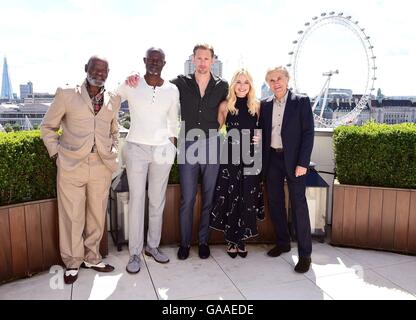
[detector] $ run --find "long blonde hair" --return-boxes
[226,69,259,116]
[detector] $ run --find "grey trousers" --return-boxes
[124,142,175,256]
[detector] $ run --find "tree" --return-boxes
[120,113,130,123]
[4,123,13,133]
[12,123,21,132]
[122,120,130,129]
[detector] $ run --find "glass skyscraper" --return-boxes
[20,81,33,99]
[184,54,223,77]
[1,57,13,101]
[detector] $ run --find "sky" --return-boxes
[0,0,415,97]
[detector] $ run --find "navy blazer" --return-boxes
[259,90,315,179]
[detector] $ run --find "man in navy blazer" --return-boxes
[259,66,314,273]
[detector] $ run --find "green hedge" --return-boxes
[334,122,416,189]
[0,130,57,206]
[0,130,181,206]
[168,161,180,184]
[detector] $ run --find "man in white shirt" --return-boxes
[117,48,180,274]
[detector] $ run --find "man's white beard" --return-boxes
[87,74,105,87]
[147,69,160,76]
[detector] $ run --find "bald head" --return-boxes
[145,47,165,60]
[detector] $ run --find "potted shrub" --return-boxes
[331,122,416,254]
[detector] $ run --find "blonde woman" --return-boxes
[210,69,264,258]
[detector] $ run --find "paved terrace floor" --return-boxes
[1,236,416,300]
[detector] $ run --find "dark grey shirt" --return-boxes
[171,73,228,137]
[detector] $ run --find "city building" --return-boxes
[0,102,49,129]
[261,86,415,125]
[314,90,416,126]
[383,96,416,103]
[370,99,416,124]
[184,54,223,77]
[1,57,13,101]
[261,82,273,99]
[24,93,55,104]
[120,100,129,113]
[20,81,33,99]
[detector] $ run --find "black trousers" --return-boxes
[265,150,312,258]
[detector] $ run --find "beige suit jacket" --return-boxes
[41,81,121,172]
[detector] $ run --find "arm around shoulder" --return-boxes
[170,75,183,90]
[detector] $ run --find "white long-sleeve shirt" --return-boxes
[117,80,180,146]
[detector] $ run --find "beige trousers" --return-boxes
[57,153,112,268]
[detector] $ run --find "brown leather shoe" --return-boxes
[267,245,291,257]
[81,261,114,272]
[294,257,312,273]
[64,268,79,284]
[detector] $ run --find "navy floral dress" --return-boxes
[210,97,265,245]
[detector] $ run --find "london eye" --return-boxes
[286,12,377,127]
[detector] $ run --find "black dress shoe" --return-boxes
[177,246,190,260]
[64,268,79,285]
[267,245,291,257]
[237,243,247,258]
[198,243,210,259]
[81,261,115,272]
[226,243,237,258]
[294,257,312,273]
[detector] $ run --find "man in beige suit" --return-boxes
[41,56,121,284]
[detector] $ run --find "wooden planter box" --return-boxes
[160,184,287,245]
[0,198,108,284]
[331,183,416,255]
